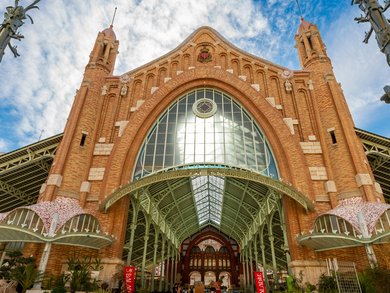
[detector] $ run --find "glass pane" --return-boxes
[132,88,279,179]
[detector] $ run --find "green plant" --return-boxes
[304,282,316,293]
[0,250,45,292]
[44,272,69,293]
[317,272,337,293]
[67,253,101,293]
[11,263,45,293]
[358,266,390,293]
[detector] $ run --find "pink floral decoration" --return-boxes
[324,197,390,233]
[0,212,10,222]
[8,197,93,233]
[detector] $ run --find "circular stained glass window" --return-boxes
[193,98,217,118]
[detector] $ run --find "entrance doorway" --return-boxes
[204,271,216,286]
[189,271,201,285]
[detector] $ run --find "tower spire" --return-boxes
[110,7,117,27]
[295,17,329,68]
[295,0,303,20]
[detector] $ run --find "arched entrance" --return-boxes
[189,271,202,285]
[204,271,216,286]
[102,88,313,291]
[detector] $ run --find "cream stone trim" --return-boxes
[300,142,322,154]
[130,100,145,112]
[88,168,105,181]
[251,84,260,92]
[39,183,47,194]
[327,127,335,132]
[324,180,337,193]
[47,174,63,187]
[374,182,383,194]
[308,167,328,180]
[265,97,276,107]
[355,173,373,187]
[80,181,91,193]
[283,118,295,135]
[315,194,330,202]
[337,189,362,200]
[57,190,80,199]
[115,121,129,137]
[94,143,114,155]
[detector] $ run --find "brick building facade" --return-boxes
[2,19,389,290]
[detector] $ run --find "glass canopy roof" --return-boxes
[133,88,279,226]
[191,175,225,225]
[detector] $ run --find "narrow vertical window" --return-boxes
[80,133,87,146]
[330,130,337,144]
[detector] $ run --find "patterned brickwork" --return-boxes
[35,24,389,280]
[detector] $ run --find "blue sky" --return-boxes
[0,0,389,153]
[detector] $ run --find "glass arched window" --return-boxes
[133,88,278,180]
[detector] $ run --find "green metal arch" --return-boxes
[101,168,314,212]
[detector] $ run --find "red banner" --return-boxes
[254,271,266,293]
[124,266,135,293]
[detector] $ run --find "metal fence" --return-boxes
[326,258,362,293]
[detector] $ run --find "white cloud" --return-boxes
[325,9,390,135]
[0,0,388,153]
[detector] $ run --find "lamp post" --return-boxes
[352,0,390,103]
[0,0,40,62]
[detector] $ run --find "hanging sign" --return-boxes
[254,271,266,293]
[124,266,135,293]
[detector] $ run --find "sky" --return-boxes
[0,0,389,153]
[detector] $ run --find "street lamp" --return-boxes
[352,0,390,103]
[0,0,40,62]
